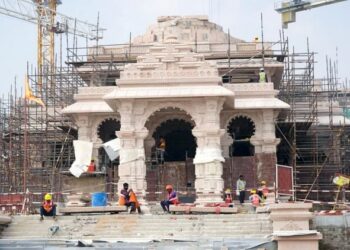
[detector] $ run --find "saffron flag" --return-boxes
[24,75,45,108]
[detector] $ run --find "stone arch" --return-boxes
[223,112,259,134]
[144,107,196,161]
[141,102,197,128]
[226,115,256,157]
[152,118,197,161]
[97,118,121,143]
[92,115,121,143]
[146,112,195,138]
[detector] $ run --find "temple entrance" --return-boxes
[227,116,255,157]
[97,118,120,169]
[223,115,257,190]
[153,119,196,162]
[144,109,197,202]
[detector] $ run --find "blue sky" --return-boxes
[0,0,349,96]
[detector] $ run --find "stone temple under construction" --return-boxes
[63,15,290,204]
[1,14,350,249]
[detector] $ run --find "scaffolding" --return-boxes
[277,37,350,202]
[0,31,349,203]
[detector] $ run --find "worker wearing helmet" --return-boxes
[249,189,262,211]
[224,189,233,207]
[160,184,178,213]
[40,193,56,221]
[259,68,266,83]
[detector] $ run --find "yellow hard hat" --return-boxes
[261,181,266,185]
[225,189,231,194]
[44,193,52,201]
[250,190,256,194]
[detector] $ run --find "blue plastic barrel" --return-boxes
[91,192,107,207]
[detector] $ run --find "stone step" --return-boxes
[1,214,273,240]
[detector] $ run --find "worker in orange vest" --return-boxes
[257,180,269,203]
[160,184,178,213]
[119,183,141,214]
[40,193,56,221]
[87,159,96,172]
[249,189,262,212]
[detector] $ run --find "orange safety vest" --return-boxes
[43,200,53,212]
[225,194,232,204]
[118,195,126,206]
[129,191,140,208]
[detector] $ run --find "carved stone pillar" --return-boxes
[116,128,148,203]
[250,110,280,184]
[193,98,225,204]
[116,101,148,203]
[75,115,90,141]
[221,132,232,158]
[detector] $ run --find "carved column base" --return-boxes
[194,161,224,204]
[116,129,148,204]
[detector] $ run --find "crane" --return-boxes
[275,0,348,28]
[0,0,103,91]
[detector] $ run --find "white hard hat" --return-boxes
[260,68,264,71]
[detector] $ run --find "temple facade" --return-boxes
[63,16,289,203]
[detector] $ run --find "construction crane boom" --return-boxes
[0,0,102,39]
[0,0,103,92]
[275,0,348,28]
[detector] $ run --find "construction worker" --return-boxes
[157,137,166,164]
[87,159,96,172]
[257,181,269,203]
[224,189,233,207]
[40,193,56,221]
[259,68,266,83]
[160,184,178,213]
[119,183,141,214]
[249,189,262,212]
[236,175,246,204]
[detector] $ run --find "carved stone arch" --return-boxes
[141,102,197,128]
[92,115,121,143]
[226,115,256,139]
[146,113,195,137]
[96,117,121,143]
[224,113,258,134]
[225,113,257,157]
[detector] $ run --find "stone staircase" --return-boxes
[0,213,272,242]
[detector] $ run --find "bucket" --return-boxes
[91,192,107,207]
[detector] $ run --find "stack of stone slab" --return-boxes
[65,194,89,207]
